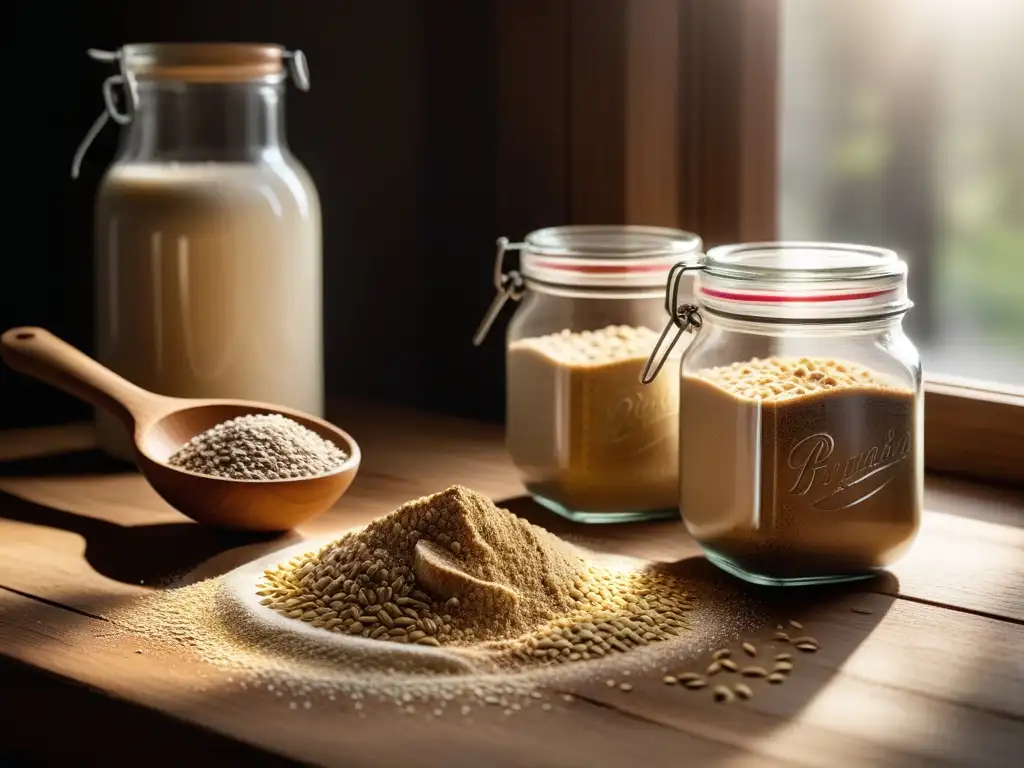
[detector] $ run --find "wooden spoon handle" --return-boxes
[0,326,155,428]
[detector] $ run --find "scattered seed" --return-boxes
[662,675,678,685]
[742,642,757,657]
[683,678,707,690]
[619,682,633,692]
[741,666,768,678]
[712,685,733,703]
[791,636,819,647]
[789,620,804,630]
[678,673,703,683]
[168,414,348,480]
[775,653,793,661]
[767,672,786,684]
[774,660,794,672]
[706,661,723,676]
[712,649,732,660]
[774,632,790,642]
[796,643,819,653]
[719,659,739,672]
[734,683,753,700]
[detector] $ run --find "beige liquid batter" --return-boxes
[95,162,322,460]
[680,357,921,581]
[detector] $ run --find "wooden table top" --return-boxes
[1,399,1021,767]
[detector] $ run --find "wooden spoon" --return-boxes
[0,327,360,532]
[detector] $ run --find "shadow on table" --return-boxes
[0,446,132,477]
[499,493,901,753]
[0,487,297,588]
[0,448,301,587]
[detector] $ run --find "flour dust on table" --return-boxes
[112,486,817,717]
[258,486,694,662]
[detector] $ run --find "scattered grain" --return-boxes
[706,661,723,676]
[256,486,695,665]
[789,620,804,630]
[741,642,757,657]
[740,666,768,678]
[795,643,819,653]
[791,636,819,652]
[767,673,786,684]
[712,685,733,703]
[734,683,753,700]
[618,682,633,692]
[683,678,707,690]
[774,660,794,672]
[712,649,731,660]
[719,659,739,672]
[775,653,792,661]
[662,675,678,686]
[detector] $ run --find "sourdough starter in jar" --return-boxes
[95,162,322,457]
[506,325,681,515]
[477,225,703,523]
[645,241,923,585]
[681,357,920,581]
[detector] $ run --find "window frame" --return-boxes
[493,0,1023,487]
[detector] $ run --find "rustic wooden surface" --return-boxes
[0,399,1021,767]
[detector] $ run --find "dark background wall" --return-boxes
[4,0,506,429]
[4,0,779,432]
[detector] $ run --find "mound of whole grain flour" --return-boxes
[112,487,739,715]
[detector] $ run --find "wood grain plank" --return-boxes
[3,575,1021,766]
[0,402,1021,623]
[562,590,1023,768]
[0,589,753,768]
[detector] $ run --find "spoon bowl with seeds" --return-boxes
[0,327,360,531]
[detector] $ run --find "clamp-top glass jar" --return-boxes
[73,44,322,461]
[645,242,922,585]
[475,225,703,523]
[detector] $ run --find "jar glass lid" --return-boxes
[121,43,290,83]
[521,225,703,290]
[696,241,912,321]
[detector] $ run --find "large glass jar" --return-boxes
[475,225,703,523]
[646,242,922,586]
[73,44,322,461]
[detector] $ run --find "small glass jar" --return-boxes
[72,44,322,461]
[645,242,922,585]
[475,225,703,523]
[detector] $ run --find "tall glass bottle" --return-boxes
[74,44,323,460]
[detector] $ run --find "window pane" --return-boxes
[780,0,1024,385]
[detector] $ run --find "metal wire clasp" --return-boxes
[70,49,137,180]
[472,237,525,346]
[640,261,705,384]
[70,46,312,180]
